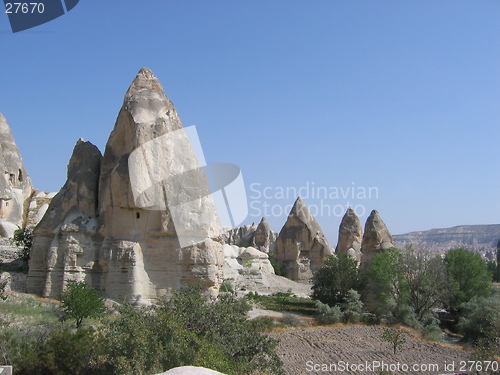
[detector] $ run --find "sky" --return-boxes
[0,1,499,244]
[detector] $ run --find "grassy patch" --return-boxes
[248,292,316,315]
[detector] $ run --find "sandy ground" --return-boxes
[270,325,471,375]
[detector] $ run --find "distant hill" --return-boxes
[394,224,500,258]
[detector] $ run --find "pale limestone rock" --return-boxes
[222,223,257,246]
[222,244,274,281]
[336,207,363,263]
[223,218,277,253]
[27,139,102,297]
[0,113,33,237]
[275,197,334,281]
[221,243,311,297]
[360,210,395,269]
[251,217,275,253]
[28,68,224,302]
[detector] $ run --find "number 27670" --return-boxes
[5,3,45,14]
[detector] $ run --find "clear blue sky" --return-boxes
[1,1,499,243]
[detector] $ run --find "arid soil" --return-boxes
[270,325,471,375]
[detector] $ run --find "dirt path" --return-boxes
[270,325,471,374]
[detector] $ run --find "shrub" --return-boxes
[458,295,500,344]
[12,227,33,263]
[59,281,106,328]
[381,328,406,354]
[445,248,492,313]
[219,280,234,294]
[268,252,283,276]
[342,289,364,323]
[315,300,342,323]
[312,253,364,306]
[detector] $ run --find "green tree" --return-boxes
[312,253,365,306]
[59,281,106,328]
[12,227,33,262]
[104,286,284,375]
[400,247,448,321]
[445,248,492,313]
[496,239,500,282]
[381,328,406,354]
[366,247,405,306]
[458,295,500,344]
[367,246,448,323]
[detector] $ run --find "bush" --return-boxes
[312,253,364,306]
[11,286,285,375]
[60,281,106,328]
[268,252,283,276]
[12,227,33,263]
[219,280,234,294]
[342,289,364,323]
[315,300,342,323]
[445,248,492,313]
[458,295,500,344]
[381,328,406,354]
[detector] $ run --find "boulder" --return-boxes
[222,244,274,281]
[274,197,334,281]
[336,207,362,263]
[360,210,395,269]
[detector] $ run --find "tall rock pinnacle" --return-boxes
[275,197,334,281]
[336,207,363,263]
[28,68,224,302]
[0,113,33,236]
[360,210,395,268]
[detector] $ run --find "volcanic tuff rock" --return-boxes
[360,209,395,268]
[27,139,102,297]
[28,68,224,303]
[222,218,277,253]
[336,207,362,263]
[274,197,334,281]
[0,113,33,237]
[251,217,275,253]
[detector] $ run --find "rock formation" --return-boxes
[251,217,275,253]
[336,207,363,263]
[223,244,274,281]
[28,139,102,297]
[222,223,257,247]
[360,210,395,269]
[274,197,334,281]
[394,224,500,255]
[0,113,33,237]
[222,218,277,253]
[222,243,311,297]
[28,68,224,303]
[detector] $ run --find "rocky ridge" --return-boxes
[394,224,500,256]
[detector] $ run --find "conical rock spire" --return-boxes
[336,207,362,263]
[275,197,334,280]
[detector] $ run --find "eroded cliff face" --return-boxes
[0,113,33,237]
[274,197,334,281]
[28,68,224,303]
